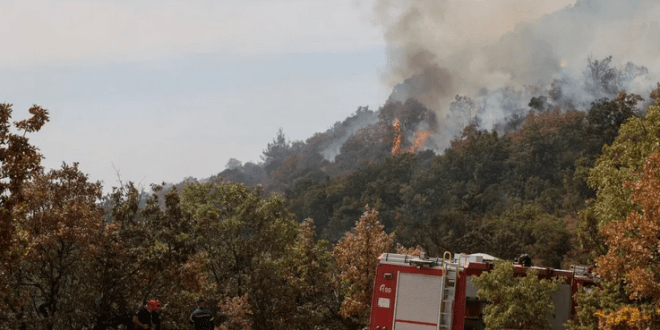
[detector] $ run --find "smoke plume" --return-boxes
[321,107,379,161]
[370,0,660,150]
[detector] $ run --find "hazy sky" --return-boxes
[0,0,576,193]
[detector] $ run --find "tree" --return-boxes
[590,150,660,328]
[568,100,660,330]
[225,158,242,170]
[333,207,394,326]
[565,280,628,330]
[447,95,478,135]
[332,124,390,176]
[472,260,560,330]
[179,180,299,330]
[216,294,253,330]
[9,163,104,329]
[586,98,660,228]
[480,204,571,268]
[281,218,345,330]
[0,104,49,266]
[319,153,423,242]
[217,161,268,189]
[261,128,303,175]
[378,98,438,137]
[579,98,660,260]
[88,181,152,330]
[650,82,660,100]
[0,103,51,327]
[586,91,642,146]
[584,55,620,97]
[134,183,202,330]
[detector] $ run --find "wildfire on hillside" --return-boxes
[391,118,431,155]
[406,131,431,153]
[391,119,402,155]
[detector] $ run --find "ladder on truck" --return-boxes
[438,252,457,330]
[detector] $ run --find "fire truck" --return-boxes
[368,252,596,330]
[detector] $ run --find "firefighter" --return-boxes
[133,300,161,330]
[516,254,532,267]
[189,297,214,330]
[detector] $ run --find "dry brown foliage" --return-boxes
[333,207,394,322]
[510,108,585,143]
[597,150,660,300]
[594,151,660,328]
[395,243,424,256]
[650,82,660,100]
[216,294,252,330]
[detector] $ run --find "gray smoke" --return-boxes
[321,106,379,161]
[370,0,660,151]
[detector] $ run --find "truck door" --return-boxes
[393,273,443,330]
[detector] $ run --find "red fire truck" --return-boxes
[368,252,596,330]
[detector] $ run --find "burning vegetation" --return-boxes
[4,0,660,329]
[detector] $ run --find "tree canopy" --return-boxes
[3,78,660,329]
[472,261,561,330]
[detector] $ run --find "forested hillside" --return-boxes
[2,62,660,329]
[285,91,645,268]
[4,0,660,327]
[213,58,655,269]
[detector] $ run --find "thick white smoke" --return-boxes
[369,0,660,151]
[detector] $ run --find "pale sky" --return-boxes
[0,0,578,193]
[1,0,391,192]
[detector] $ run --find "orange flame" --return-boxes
[392,118,431,155]
[391,119,402,155]
[406,131,431,153]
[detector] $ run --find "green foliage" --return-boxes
[285,98,630,268]
[587,98,660,227]
[179,180,302,330]
[210,85,642,273]
[585,92,642,146]
[472,261,560,330]
[261,128,303,175]
[281,218,346,330]
[2,88,653,329]
[567,278,660,330]
[6,163,104,329]
[580,150,660,329]
[480,204,571,268]
[566,280,628,330]
[578,98,660,259]
[78,179,344,330]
